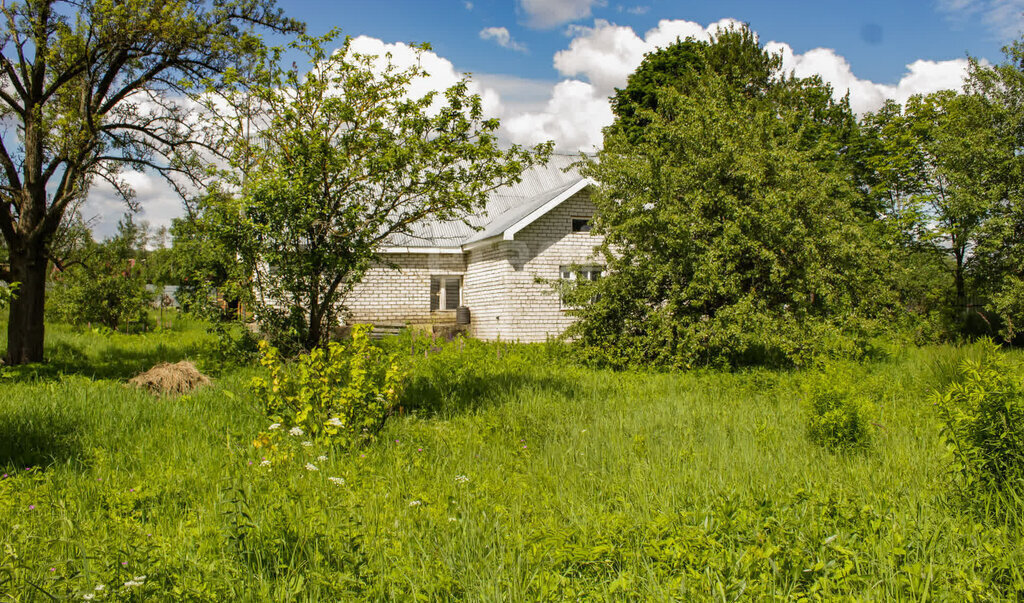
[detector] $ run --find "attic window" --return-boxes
[571,217,592,233]
[430,276,462,311]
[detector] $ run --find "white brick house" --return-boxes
[344,155,604,342]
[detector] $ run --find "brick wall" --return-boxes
[344,254,465,325]
[343,189,604,342]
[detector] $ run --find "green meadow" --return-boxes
[1,316,1022,601]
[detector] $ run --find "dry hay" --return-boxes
[129,361,210,396]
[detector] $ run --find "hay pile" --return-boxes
[129,361,210,395]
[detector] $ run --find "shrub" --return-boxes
[933,340,1024,511]
[805,367,873,451]
[251,324,406,457]
[0,281,17,309]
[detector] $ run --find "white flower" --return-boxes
[448,517,458,522]
[268,423,281,430]
[259,459,271,467]
[83,595,94,601]
[328,476,345,486]
[409,500,421,507]
[317,455,328,462]
[289,426,304,437]
[326,417,344,427]
[123,580,143,588]
[301,441,313,447]
[305,463,318,471]
[454,475,469,483]
[133,576,147,582]
[94,585,105,591]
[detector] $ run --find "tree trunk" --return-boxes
[5,245,47,365]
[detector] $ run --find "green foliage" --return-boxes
[0,281,17,309]
[6,319,1024,599]
[934,340,1024,515]
[195,30,550,351]
[48,220,154,330]
[804,366,874,451]
[251,325,406,456]
[573,26,894,369]
[0,0,302,364]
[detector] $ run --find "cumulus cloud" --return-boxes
[518,0,604,28]
[937,0,1024,39]
[553,18,742,96]
[765,42,971,114]
[347,36,504,117]
[479,27,528,53]
[504,80,614,151]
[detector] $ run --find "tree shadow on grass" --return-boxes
[399,369,583,417]
[1,339,212,383]
[0,408,85,471]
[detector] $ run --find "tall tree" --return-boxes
[196,32,551,352]
[572,26,894,368]
[0,0,301,364]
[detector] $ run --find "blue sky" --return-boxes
[88,0,1024,236]
[278,0,1016,85]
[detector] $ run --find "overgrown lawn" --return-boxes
[1,318,1022,600]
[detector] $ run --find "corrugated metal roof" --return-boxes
[385,154,587,249]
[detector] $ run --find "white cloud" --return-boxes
[503,80,613,151]
[937,0,1024,39]
[84,171,184,239]
[518,0,604,28]
[347,36,504,117]
[765,41,971,114]
[553,18,743,96]
[480,27,528,53]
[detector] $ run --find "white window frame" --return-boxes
[558,265,604,309]
[430,275,463,311]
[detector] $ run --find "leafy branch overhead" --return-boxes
[193,30,552,351]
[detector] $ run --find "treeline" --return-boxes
[568,27,1024,368]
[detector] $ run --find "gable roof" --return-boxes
[383,154,592,252]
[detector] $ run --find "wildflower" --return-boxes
[454,475,469,483]
[326,417,344,427]
[94,585,105,591]
[448,517,458,522]
[289,426,304,437]
[28,505,35,510]
[301,441,313,447]
[317,455,328,462]
[409,500,421,507]
[134,576,147,582]
[121,561,127,566]
[83,595,94,601]
[268,423,281,430]
[328,477,345,486]
[417,448,422,452]
[259,459,271,467]
[305,463,318,471]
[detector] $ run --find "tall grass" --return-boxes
[1,318,1022,600]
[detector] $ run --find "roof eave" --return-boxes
[502,178,594,241]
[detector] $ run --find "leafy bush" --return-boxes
[933,340,1024,511]
[805,367,873,451]
[251,324,406,456]
[0,281,16,309]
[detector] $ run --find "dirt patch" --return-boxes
[129,361,211,396]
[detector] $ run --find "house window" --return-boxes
[560,265,603,282]
[430,275,462,310]
[571,217,592,233]
[559,265,603,309]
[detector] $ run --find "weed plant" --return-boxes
[1,320,1023,600]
